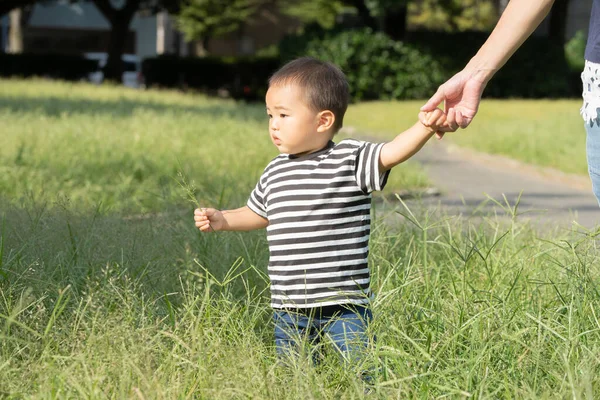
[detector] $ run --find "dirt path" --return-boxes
[394,140,600,230]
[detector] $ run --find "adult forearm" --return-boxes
[466,0,555,82]
[221,206,268,231]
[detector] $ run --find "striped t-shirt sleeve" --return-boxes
[354,141,390,194]
[247,175,267,218]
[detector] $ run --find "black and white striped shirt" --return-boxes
[247,139,390,309]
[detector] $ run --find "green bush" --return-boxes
[565,30,586,72]
[303,29,445,101]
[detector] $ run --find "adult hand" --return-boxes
[421,68,488,138]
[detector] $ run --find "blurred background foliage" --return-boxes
[1,0,583,101]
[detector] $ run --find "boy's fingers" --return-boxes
[199,223,211,232]
[195,207,216,216]
[436,113,447,126]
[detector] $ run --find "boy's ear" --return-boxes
[316,110,335,133]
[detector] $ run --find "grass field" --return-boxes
[347,99,587,176]
[0,79,429,215]
[1,80,600,398]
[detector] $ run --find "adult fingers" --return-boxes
[455,110,473,129]
[420,86,445,112]
[445,108,459,131]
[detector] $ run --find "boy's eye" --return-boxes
[280,114,287,118]
[267,114,272,118]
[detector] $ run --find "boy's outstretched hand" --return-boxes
[194,208,224,232]
[418,108,447,138]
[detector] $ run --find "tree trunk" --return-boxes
[548,0,570,44]
[383,5,407,41]
[494,0,509,15]
[8,8,22,53]
[104,14,130,82]
[347,0,378,30]
[92,0,141,83]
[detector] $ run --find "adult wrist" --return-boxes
[465,56,499,84]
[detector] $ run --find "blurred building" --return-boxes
[10,0,299,59]
[23,1,156,58]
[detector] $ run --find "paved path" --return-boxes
[382,140,600,230]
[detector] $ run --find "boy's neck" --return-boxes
[288,140,335,160]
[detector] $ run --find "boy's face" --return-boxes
[265,84,333,156]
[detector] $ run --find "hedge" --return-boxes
[142,55,280,100]
[0,53,97,81]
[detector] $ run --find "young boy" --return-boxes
[194,57,446,367]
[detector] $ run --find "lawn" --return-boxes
[347,99,587,176]
[0,79,429,215]
[1,80,599,398]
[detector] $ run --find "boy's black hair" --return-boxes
[269,57,350,133]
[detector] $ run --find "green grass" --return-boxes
[347,99,587,175]
[1,79,600,398]
[0,79,430,216]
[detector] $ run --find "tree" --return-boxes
[548,0,570,43]
[409,0,498,32]
[493,0,509,15]
[91,0,181,81]
[277,0,345,30]
[177,0,259,53]
[363,0,409,40]
[92,0,141,81]
[0,0,38,17]
[344,0,377,30]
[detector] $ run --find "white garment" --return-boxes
[581,60,600,127]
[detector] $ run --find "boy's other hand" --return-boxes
[418,109,447,137]
[194,208,224,232]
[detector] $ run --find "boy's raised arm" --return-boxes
[194,206,268,232]
[379,109,446,172]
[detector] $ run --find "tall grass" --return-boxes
[2,197,600,398]
[1,80,599,398]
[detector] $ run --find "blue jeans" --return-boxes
[582,60,600,206]
[273,304,373,365]
[587,121,600,206]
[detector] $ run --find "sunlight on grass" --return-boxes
[0,80,431,215]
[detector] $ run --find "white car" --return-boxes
[84,52,144,89]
